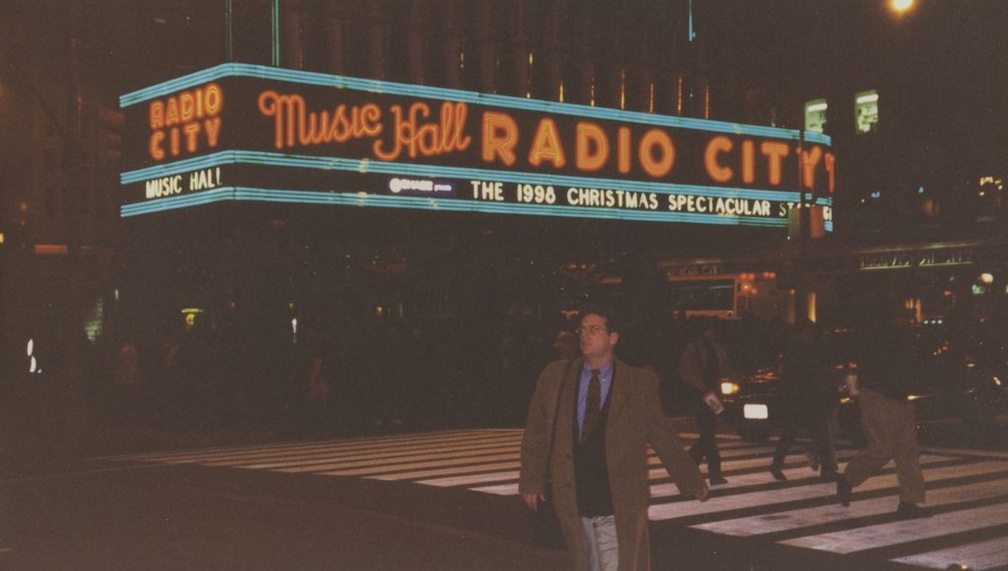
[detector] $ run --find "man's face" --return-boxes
[579,313,618,361]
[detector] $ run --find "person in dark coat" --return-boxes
[678,318,740,485]
[769,321,837,481]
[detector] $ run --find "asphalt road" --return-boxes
[3,418,1007,571]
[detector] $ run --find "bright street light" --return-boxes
[889,0,915,14]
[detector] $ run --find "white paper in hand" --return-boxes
[704,392,724,415]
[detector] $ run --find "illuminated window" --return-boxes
[855,90,879,134]
[804,99,828,133]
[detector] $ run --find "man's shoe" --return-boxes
[837,477,852,507]
[770,466,787,481]
[819,471,839,483]
[806,451,820,472]
[709,475,728,486]
[895,502,932,519]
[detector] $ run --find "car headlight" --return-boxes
[743,403,769,420]
[720,381,740,396]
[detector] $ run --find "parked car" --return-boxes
[719,326,1007,443]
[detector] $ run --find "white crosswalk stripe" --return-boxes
[781,503,1008,553]
[891,536,1008,570]
[692,473,1008,536]
[105,428,1008,569]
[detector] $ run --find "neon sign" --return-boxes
[147,83,223,160]
[120,64,834,230]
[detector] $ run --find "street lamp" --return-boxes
[889,0,915,15]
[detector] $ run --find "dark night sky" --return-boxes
[701,0,1008,175]
[11,0,1007,179]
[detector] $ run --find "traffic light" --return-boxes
[96,104,125,167]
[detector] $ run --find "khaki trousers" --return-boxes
[844,387,926,504]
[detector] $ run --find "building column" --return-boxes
[405,0,426,85]
[366,0,388,80]
[324,0,346,75]
[474,0,499,94]
[281,0,305,70]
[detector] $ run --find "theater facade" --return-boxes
[117,64,835,347]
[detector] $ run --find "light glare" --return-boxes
[890,0,914,13]
[743,404,769,420]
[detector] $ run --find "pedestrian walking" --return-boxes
[520,305,709,571]
[769,321,838,481]
[678,317,739,485]
[836,304,931,519]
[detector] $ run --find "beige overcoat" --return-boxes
[519,358,706,571]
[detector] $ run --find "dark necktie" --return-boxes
[582,369,601,443]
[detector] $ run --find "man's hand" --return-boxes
[523,493,545,511]
[695,484,710,502]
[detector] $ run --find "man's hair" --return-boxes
[579,304,621,334]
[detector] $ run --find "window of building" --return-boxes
[804,98,828,133]
[855,90,880,134]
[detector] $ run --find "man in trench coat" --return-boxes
[520,307,709,570]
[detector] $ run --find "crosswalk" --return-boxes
[102,429,1008,570]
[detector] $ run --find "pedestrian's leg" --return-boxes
[593,516,619,571]
[696,409,723,480]
[772,420,798,468]
[891,400,926,505]
[579,517,602,571]
[689,413,705,465]
[844,389,896,487]
[811,415,838,476]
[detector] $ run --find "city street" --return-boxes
[5,2,1008,569]
[4,419,1008,570]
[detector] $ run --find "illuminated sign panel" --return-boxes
[859,247,976,271]
[120,63,834,229]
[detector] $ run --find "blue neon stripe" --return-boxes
[120,63,830,145]
[122,150,833,208]
[120,187,236,216]
[121,186,794,228]
[121,153,237,184]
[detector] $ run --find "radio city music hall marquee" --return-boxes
[119,63,835,230]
